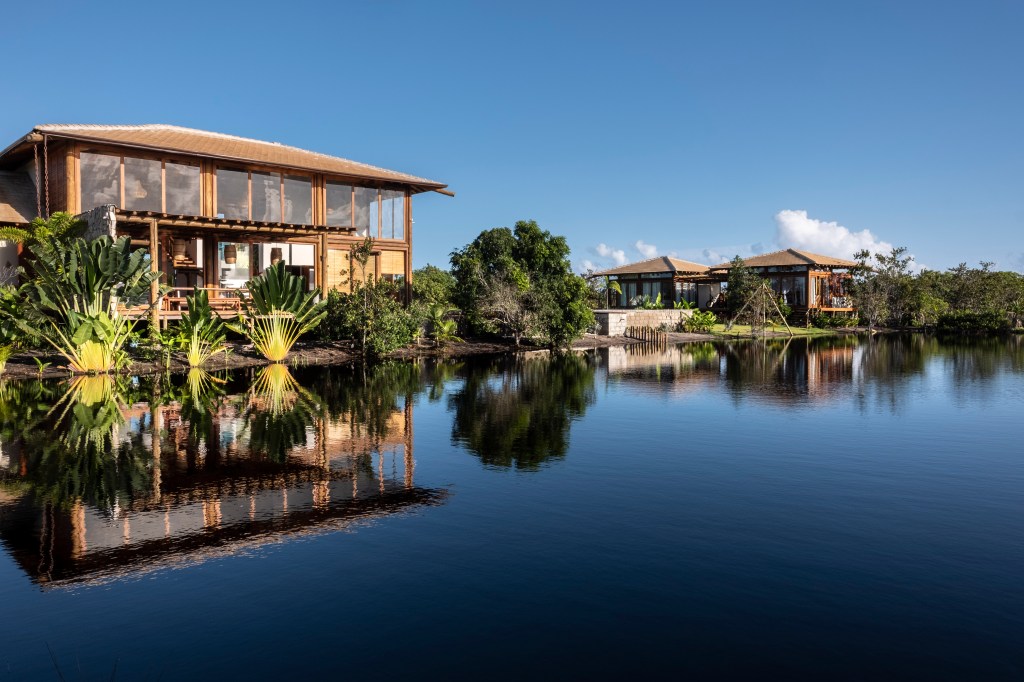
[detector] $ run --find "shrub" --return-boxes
[317,279,418,358]
[811,313,858,329]
[936,310,1010,334]
[681,310,717,333]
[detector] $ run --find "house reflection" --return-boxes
[0,367,444,588]
[602,338,859,403]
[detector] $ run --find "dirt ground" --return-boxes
[3,329,836,381]
[0,335,642,381]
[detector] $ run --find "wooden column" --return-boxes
[149,219,160,334]
[319,232,329,291]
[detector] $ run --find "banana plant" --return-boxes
[228,261,326,362]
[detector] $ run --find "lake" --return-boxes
[1,335,1022,679]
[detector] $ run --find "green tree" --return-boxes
[725,256,760,319]
[450,220,594,348]
[412,264,456,307]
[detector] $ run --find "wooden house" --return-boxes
[696,249,857,320]
[590,256,711,307]
[0,124,451,318]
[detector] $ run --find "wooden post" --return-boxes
[319,232,328,291]
[149,219,160,335]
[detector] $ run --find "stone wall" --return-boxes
[80,204,117,241]
[592,309,694,336]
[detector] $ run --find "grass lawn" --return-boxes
[709,323,840,338]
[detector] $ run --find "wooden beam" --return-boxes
[149,219,160,334]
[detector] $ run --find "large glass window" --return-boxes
[326,181,353,227]
[217,168,249,220]
[354,187,376,237]
[251,171,281,222]
[123,157,162,212]
[381,189,405,240]
[165,162,200,215]
[620,281,637,307]
[283,175,312,225]
[80,152,121,211]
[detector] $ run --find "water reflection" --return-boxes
[449,354,597,470]
[0,365,445,587]
[603,334,1024,409]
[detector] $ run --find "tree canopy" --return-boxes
[450,220,594,347]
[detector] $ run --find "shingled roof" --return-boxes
[2,124,449,193]
[591,256,709,277]
[709,248,857,270]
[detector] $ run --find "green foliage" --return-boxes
[674,299,696,310]
[637,293,663,309]
[681,310,717,332]
[851,252,1024,333]
[228,261,326,362]
[0,212,84,256]
[317,279,419,358]
[811,312,858,328]
[426,303,462,346]
[8,236,162,372]
[412,264,456,306]
[180,288,227,367]
[936,310,1010,334]
[725,256,761,317]
[0,344,12,374]
[450,220,594,347]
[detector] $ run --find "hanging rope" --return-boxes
[43,134,50,218]
[33,143,41,218]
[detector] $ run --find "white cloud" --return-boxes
[580,259,597,273]
[774,209,893,260]
[634,240,658,259]
[595,243,628,266]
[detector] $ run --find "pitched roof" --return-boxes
[0,170,36,224]
[591,256,709,277]
[709,248,857,270]
[6,124,448,192]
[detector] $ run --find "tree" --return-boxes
[412,264,456,307]
[725,256,761,319]
[851,246,919,327]
[450,220,594,348]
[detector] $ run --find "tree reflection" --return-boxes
[449,354,596,470]
[0,375,152,512]
[313,362,422,445]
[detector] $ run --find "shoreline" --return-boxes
[0,328,876,381]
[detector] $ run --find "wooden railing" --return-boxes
[162,287,247,314]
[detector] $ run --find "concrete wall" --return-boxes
[593,309,694,336]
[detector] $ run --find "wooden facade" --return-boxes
[0,125,451,318]
[696,249,857,319]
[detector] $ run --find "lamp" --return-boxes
[270,247,283,265]
[224,244,237,265]
[133,179,148,199]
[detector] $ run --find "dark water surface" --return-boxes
[1,335,1022,679]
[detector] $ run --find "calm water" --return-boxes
[1,335,1022,679]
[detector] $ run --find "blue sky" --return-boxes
[2,0,1021,272]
